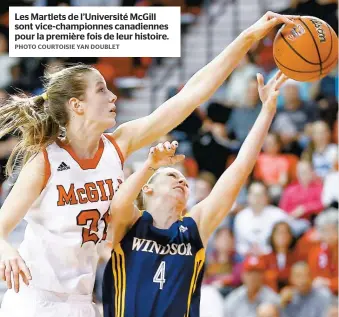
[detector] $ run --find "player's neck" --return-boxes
[147,200,181,229]
[63,124,103,159]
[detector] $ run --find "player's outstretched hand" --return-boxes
[257,70,288,113]
[147,141,185,170]
[0,242,32,293]
[246,11,297,41]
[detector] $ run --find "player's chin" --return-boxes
[104,117,117,129]
[172,191,187,205]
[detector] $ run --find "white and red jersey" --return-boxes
[18,134,124,295]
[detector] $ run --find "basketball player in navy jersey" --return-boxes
[102,70,288,317]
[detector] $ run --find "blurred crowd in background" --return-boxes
[0,0,338,317]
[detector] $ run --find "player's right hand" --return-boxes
[147,141,185,170]
[246,11,297,41]
[0,241,32,293]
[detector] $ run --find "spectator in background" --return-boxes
[234,182,291,257]
[322,160,338,208]
[192,120,238,179]
[279,160,323,221]
[308,209,338,295]
[294,225,321,263]
[224,53,260,107]
[204,226,242,292]
[272,80,318,151]
[280,262,332,317]
[311,69,338,129]
[224,256,280,317]
[185,171,215,209]
[263,221,298,292]
[302,121,337,179]
[254,133,290,201]
[193,171,215,204]
[256,303,280,317]
[226,77,261,143]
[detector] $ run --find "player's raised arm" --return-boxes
[0,153,45,293]
[109,141,185,247]
[189,71,289,246]
[112,12,295,158]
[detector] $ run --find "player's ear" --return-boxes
[142,184,153,195]
[69,97,84,115]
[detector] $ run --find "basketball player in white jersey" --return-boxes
[0,12,293,317]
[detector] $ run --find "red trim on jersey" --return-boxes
[42,148,51,191]
[104,133,124,168]
[55,138,104,170]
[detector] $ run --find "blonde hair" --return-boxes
[136,168,164,210]
[0,64,96,176]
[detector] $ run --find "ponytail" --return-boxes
[0,93,60,176]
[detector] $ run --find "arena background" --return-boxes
[0,0,338,316]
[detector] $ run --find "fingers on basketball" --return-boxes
[266,11,295,25]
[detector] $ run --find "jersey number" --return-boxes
[76,208,110,245]
[153,261,166,290]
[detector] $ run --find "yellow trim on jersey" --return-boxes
[112,253,119,317]
[185,248,205,317]
[111,244,126,317]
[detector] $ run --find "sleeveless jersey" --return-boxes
[18,134,124,295]
[102,211,205,317]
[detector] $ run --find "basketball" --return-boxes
[273,16,338,82]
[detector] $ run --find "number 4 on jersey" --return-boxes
[153,261,166,290]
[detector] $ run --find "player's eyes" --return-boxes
[98,87,105,93]
[168,173,176,178]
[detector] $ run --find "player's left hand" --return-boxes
[257,70,289,113]
[147,141,185,170]
[246,11,297,41]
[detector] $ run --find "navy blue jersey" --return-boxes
[102,211,205,317]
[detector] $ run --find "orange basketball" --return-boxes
[273,16,338,82]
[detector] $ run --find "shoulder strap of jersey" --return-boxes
[103,133,124,168]
[181,214,204,250]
